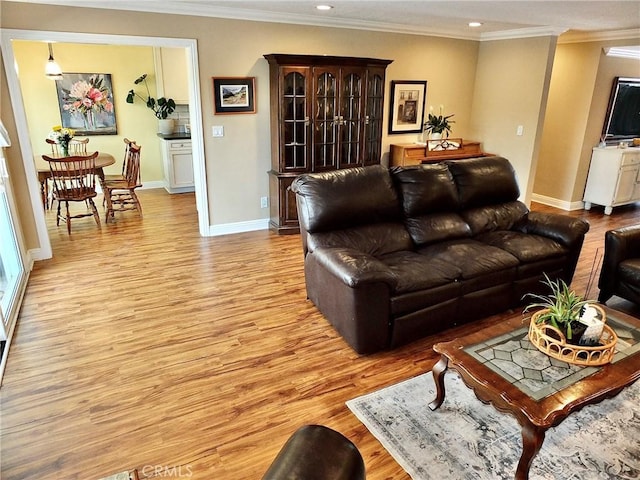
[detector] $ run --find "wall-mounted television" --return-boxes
[602,77,640,141]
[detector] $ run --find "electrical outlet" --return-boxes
[516,125,524,136]
[260,196,268,208]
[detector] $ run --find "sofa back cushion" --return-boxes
[446,156,520,209]
[461,201,529,236]
[291,165,402,233]
[392,163,470,247]
[391,164,460,215]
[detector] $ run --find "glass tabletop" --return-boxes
[464,312,640,401]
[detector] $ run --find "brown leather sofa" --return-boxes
[291,156,590,354]
[598,224,640,305]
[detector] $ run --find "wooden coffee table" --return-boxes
[428,305,640,480]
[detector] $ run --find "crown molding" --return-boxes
[480,26,568,41]
[7,0,637,44]
[559,28,640,44]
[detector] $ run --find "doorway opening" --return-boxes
[1,29,209,260]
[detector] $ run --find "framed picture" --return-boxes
[212,77,256,114]
[55,73,117,135]
[388,80,427,134]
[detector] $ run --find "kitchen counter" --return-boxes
[157,133,191,140]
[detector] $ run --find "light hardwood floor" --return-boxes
[1,189,639,480]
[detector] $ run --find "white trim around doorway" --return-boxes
[0,29,209,260]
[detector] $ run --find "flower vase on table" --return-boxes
[48,125,75,157]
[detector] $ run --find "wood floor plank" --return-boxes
[1,189,639,479]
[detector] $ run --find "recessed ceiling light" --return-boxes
[316,5,333,10]
[468,22,483,28]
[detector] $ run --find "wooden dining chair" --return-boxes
[69,137,89,154]
[43,152,101,234]
[46,137,60,156]
[103,143,143,223]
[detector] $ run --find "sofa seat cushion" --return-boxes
[379,250,461,294]
[307,222,413,256]
[418,239,520,279]
[619,258,640,284]
[476,230,567,263]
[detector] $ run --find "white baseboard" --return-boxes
[208,218,270,236]
[531,193,585,211]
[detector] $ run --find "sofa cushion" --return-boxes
[461,201,529,236]
[446,156,520,209]
[405,213,471,247]
[291,165,402,233]
[619,258,640,284]
[418,238,519,279]
[307,222,413,256]
[476,230,567,263]
[379,250,461,294]
[391,164,460,215]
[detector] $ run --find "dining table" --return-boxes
[36,151,117,210]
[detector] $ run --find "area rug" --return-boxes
[347,371,640,479]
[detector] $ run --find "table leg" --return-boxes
[428,356,449,410]
[516,423,546,480]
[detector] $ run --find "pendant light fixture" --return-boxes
[44,43,63,80]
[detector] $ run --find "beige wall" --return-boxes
[1,1,486,247]
[534,37,640,207]
[12,41,165,183]
[470,36,557,204]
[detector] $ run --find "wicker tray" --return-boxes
[528,304,618,366]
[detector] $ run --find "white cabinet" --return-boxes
[583,147,640,215]
[154,47,189,104]
[160,140,194,194]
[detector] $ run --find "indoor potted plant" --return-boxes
[523,274,591,344]
[423,112,455,139]
[126,73,177,134]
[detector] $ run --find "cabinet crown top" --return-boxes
[264,53,393,67]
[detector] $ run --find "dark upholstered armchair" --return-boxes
[262,425,365,480]
[598,225,640,305]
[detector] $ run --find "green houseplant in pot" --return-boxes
[523,274,590,344]
[126,74,176,134]
[423,112,455,139]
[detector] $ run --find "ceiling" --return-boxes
[11,0,640,41]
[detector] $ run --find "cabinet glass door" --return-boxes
[339,70,363,169]
[313,69,338,171]
[282,70,309,171]
[363,70,385,165]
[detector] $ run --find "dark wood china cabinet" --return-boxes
[264,54,393,234]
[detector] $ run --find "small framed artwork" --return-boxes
[388,80,427,134]
[55,73,117,135]
[212,77,256,114]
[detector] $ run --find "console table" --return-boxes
[390,139,489,167]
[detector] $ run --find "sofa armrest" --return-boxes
[312,247,398,289]
[517,211,590,247]
[304,247,396,354]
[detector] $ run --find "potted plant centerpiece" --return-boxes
[423,110,455,140]
[524,275,617,366]
[523,274,591,344]
[126,74,177,134]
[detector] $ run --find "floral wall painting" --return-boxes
[388,80,427,134]
[55,73,117,135]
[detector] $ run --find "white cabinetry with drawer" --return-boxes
[583,147,640,215]
[160,140,194,194]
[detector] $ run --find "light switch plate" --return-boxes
[212,126,224,137]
